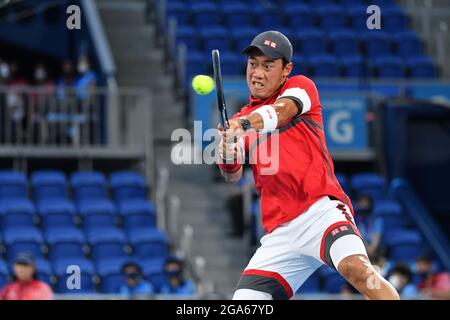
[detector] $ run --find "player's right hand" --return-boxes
[217,121,244,162]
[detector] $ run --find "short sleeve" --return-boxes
[278,75,320,115]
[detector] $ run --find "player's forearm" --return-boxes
[242,98,301,131]
[220,166,243,184]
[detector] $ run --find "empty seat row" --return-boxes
[167,2,405,31]
[0,170,148,202]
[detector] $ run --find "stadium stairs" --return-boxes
[96,0,248,295]
[399,0,450,77]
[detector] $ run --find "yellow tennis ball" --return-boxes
[192,75,215,95]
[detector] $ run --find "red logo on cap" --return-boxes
[264,40,277,48]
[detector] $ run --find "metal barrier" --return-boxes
[0,85,155,183]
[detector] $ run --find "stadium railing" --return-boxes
[0,85,155,185]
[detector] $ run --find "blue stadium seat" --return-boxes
[254,6,284,30]
[110,171,147,202]
[54,258,96,294]
[350,172,385,200]
[176,26,198,51]
[309,0,336,5]
[96,258,131,293]
[83,214,117,232]
[31,170,67,202]
[393,31,422,59]
[46,227,86,260]
[340,0,368,7]
[3,227,44,261]
[87,227,127,262]
[373,200,404,233]
[335,172,349,195]
[71,171,107,203]
[329,30,360,58]
[295,29,327,57]
[347,6,371,31]
[361,31,392,59]
[142,258,168,293]
[35,258,53,285]
[217,52,243,75]
[0,259,9,288]
[119,199,156,231]
[384,229,424,263]
[200,26,230,53]
[316,5,346,31]
[166,1,189,27]
[78,199,117,217]
[56,273,96,294]
[308,55,341,78]
[372,56,406,79]
[231,27,259,52]
[0,170,27,200]
[190,2,220,28]
[222,3,252,28]
[342,54,367,78]
[321,267,347,293]
[407,56,437,79]
[52,257,95,276]
[297,271,321,294]
[128,228,168,260]
[38,199,77,230]
[0,199,36,229]
[382,5,409,32]
[291,54,309,76]
[185,52,207,83]
[283,5,313,30]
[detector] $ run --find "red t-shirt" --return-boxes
[233,75,353,233]
[0,280,53,300]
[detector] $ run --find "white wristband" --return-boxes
[251,104,278,133]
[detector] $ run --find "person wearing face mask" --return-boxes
[75,55,97,101]
[118,262,154,298]
[387,264,419,299]
[415,255,450,299]
[160,257,195,295]
[353,194,383,259]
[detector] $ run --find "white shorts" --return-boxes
[234,196,367,300]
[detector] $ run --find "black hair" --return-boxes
[416,255,433,264]
[121,262,143,275]
[391,263,413,282]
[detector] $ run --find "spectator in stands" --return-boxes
[388,263,419,299]
[1,60,28,144]
[0,252,53,300]
[30,63,55,144]
[415,255,450,299]
[371,253,392,278]
[74,55,98,145]
[56,59,76,100]
[353,194,382,258]
[119,262,154,298]
[160,257,195,295]
[75,55,97,101]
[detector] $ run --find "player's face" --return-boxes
[247,55,292,99]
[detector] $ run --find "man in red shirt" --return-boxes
[217,31,399,300]
[0,252,53,300]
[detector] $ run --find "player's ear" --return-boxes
[282,62,293,79]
